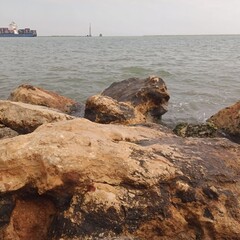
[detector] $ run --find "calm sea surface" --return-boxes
[0,35,239,126]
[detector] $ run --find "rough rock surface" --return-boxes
[0,124,19,139]
[173,122,219,138]
[8,84,80,114]
[101,76,170,123]
[0,119,239,240]
[85,95,145,124]
[207,101,240,142]
[0,100,74,134]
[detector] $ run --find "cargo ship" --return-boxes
[0,22,37,37]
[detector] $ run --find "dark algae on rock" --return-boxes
[173,122,219,138]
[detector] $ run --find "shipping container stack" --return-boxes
[0,28,9,34]
[18,29,25,34]
[24,28,30,33]
[30,30,37,36]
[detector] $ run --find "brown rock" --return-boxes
[2,197,56,240]
[8,84,78,114]
[207,101,240,142]
[85,95,146,124]
[102,76,170,123]
[0,119,239,239]
[0,100,74,134]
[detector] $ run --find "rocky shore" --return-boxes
[0,76,239,240]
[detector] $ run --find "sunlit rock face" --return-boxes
[0,100,74,134]
[84,95,146,124]
[8,84,80,115]
[0,119,239,240]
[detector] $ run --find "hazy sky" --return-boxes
[1,0,240,36]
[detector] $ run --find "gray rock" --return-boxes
[0,124,19,139]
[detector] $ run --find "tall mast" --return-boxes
[89,23,92,37]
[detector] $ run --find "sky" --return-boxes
[1,0,240,36]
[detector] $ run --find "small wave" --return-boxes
[121,66,152,75]
[156,70,172,77]
[0,74,8,78]
[110,57,132,62]
[49,66,69,72]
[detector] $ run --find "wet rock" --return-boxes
[101,76,170,123]
[173,122,219,138]
[84,95,145,124]
[69,102,85,118]
[207,101,240,142]
[0,195,15,230]
[8,84,79,114]
[0,119,239,239]
[0,124,19,139]
[0,100,74,134]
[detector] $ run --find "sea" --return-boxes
[0,35,239,127]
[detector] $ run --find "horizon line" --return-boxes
[37,33,240,37]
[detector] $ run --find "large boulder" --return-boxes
[207,101,240,142]
[0,119,239,240]
[0,100,74,134]
[87,76,169,124]
[84,95,145,124]
[8,84,82,115]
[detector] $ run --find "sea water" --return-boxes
[0,35,239,126]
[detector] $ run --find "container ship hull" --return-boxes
[0,33,37,37]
